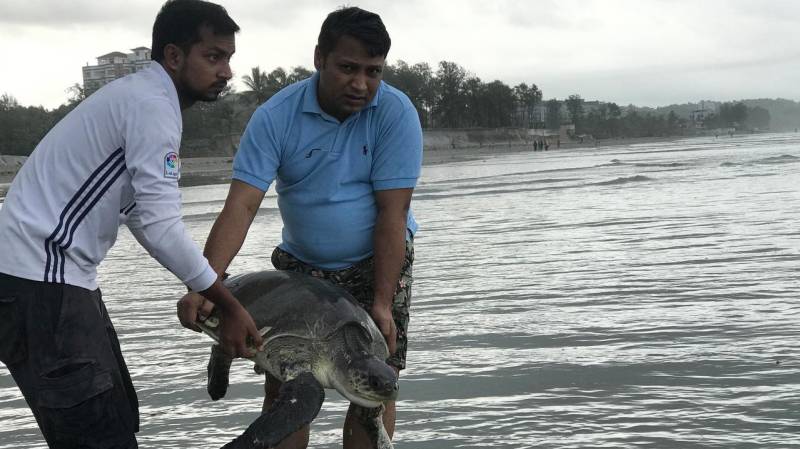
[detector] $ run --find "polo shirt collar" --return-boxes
[302,71,382,120]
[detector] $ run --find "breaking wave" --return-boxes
[594,175,653,186]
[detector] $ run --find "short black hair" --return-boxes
[151,0,239,62]
[318,7,391,59]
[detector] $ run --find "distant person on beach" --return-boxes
[177,6,422,448]
[0,1,262,447]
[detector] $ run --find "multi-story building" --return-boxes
[82,47,151,96]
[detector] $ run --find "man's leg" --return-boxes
[262,371,310,449]
[0,275,138,449]
[343,240,413,448]
[342,366,399,445]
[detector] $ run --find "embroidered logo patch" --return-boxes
[164,152,180,179]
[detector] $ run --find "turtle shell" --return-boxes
[222,270,388,360]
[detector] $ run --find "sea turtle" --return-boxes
[196,270,398,449]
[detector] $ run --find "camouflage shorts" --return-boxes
[271,240,413,370]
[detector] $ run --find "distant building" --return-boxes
[689,101,714,129]
[582,100,602,114]
[82,47,151,96]
[531,104,548,125]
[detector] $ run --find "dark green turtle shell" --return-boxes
[221,270,388,360]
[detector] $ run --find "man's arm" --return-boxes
[371,188,413,356]
[205,180,267,273]
[122,97,263,357]
[176,180,266,336]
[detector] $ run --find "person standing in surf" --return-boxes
[178,6,423,448]
[0,1,262,447]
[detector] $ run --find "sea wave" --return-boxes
[720,154,798,168]
[597,159,627,167]
[593,175,653,186]
[634,162,689,168]
[182,207,278,222]
[754,154,799,165]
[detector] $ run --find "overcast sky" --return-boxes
[2,0,799,109]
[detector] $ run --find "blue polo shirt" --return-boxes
[233,72,423,270]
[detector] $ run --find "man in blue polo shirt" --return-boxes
[177,6,422,448]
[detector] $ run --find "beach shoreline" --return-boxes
[177,135,686,186]
[0,134,700,189]
[181,136,685,187]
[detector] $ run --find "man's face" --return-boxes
[177,26,235,103]
[315,35,385,121]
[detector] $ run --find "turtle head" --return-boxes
[329,323,399,408]
[344,355,399,407]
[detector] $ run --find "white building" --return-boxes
[82,47,151,95]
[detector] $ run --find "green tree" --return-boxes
[718,101,748,128]
[433,61,467,128]
[461,76,485,127]
[265,67,288,92]
[513,83,542,128]
[0,93,19,110]
[66,83,86,106]
[745,106,770,130]
[241,66,271,104]
[545,99,562,130]
[286,66,313,84]
[565,94,584,129]
[383,60,435,127]
[667,110,680,134]
[0,94,52,156]
[482,80,516,128]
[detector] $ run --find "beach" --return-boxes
[2,133,800,448]
[176,135,684,186]
[4,132,800,448]
[0,135,693,189]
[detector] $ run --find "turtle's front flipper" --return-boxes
[352,404,394,449]
[221,372,325,449]
[207,344,233,400]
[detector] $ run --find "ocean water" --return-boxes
[1,133,799,448]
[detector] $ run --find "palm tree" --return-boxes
[242,66,271,104]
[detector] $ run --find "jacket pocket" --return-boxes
[0,296,26,366]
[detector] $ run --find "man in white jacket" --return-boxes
[0,1,261,447]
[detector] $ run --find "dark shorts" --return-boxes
[0,273,139,449]
[271,240,414,371]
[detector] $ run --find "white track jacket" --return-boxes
[0,62,217,292]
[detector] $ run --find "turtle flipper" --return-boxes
[221,372,325,449]
[207,344,233,400]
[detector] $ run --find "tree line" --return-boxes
[179,59,545,143]
[0,60,790,157]
[0,93,81,156]
[563,95,772,140]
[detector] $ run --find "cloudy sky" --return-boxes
[2,0,799,109]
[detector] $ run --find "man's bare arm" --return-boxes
[371,188,413,355]
[177,180,266,334]
[204,180,267,273]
